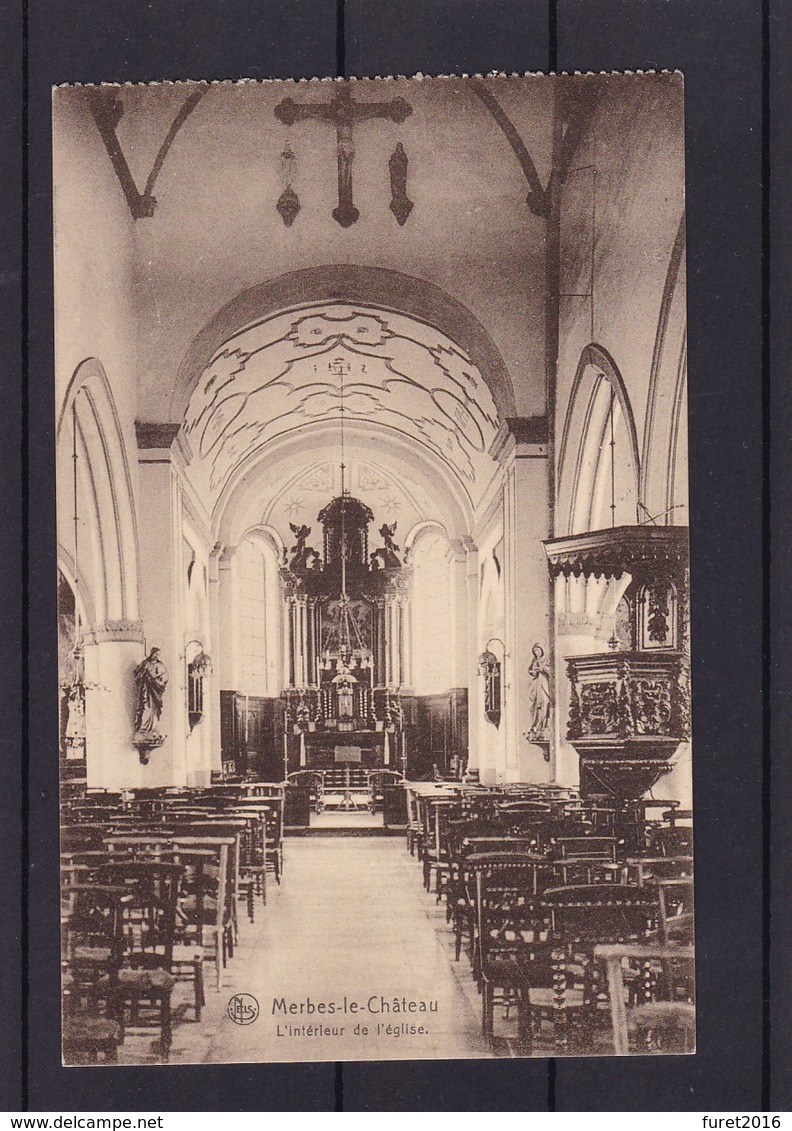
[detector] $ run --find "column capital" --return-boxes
[490,416,549,461]
[135,421,181,449]
[84,618,145,644]
[136,421,195,466]
[450,534,477,557]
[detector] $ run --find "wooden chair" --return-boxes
[454,850,551,969]
[421,798,461,897]
[623,855,694,886]
[447,837,547,936]
[61,883,130,1064]
[62,1008,123,1064]
[209,795,283,884]
[172,835,234,990]
[404,786,423,856]
[533,883,659,1053]
[103,833,174,859]
[168,820,245,940]
[655,878,695,945]
[101,857,205,1023]
[369,770,403,814]
[287,770,324,813]
[95,861,181,1061]
[595,942,695,1053]
[62,881,129,990]
[551,837,622,886]
[221,806,269,913]
[474,859,551,1048]
[62,825,107,853]
[263,799,284,885]
[650,824,694,858]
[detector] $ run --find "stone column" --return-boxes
[400,590,413,690]
[463,538,480,773]
[306,600,319,687]
[205,542,225,779]
[217,546,239,693]
[503,419,551,784]
[372,600,386,688]
[83,621,145,791]
[136,426,187,787]
[390,595,409,689]
[384,598,394,687]
[285,597,296,688]
[448,542,468,692]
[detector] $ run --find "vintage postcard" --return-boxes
[54,71,692,1065]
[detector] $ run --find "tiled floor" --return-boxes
[125,837,497,1065]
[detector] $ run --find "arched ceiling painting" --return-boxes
[181,303,503,519]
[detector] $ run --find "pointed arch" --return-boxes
[557,344,641,535]
[640,215,688,524]
[57,359,140,627]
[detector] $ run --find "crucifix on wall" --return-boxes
[274,84,413,227]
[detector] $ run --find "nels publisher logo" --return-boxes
[228,993,259,1025]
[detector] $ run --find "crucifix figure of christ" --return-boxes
[274,84,412,227]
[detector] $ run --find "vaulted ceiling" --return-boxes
[183,301,505,544]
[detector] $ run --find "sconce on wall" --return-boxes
[478,637,506,729]
[186,642,212,731]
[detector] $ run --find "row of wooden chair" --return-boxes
[60,782,286,1063]
[404,782,694,1054]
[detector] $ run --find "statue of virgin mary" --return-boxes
[525,643,551,742]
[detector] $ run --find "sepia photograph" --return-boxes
[54,71,693,1066]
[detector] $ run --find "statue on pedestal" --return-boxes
[332,658,358,719]
[63,681,86,759]
[133,647,169,762]
[525,643,551,743]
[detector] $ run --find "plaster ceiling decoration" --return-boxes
[297,463,334,492]
[181,302,502,515]
[357,463,390,492]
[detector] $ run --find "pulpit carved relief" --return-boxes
[566,655,689,742]
[545,526,690,799]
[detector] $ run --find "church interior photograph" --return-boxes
[54,71,693,1064]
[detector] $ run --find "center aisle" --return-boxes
[196,838,493,1063]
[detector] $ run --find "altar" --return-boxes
[302,730,389,769]
[279,482,411,777]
